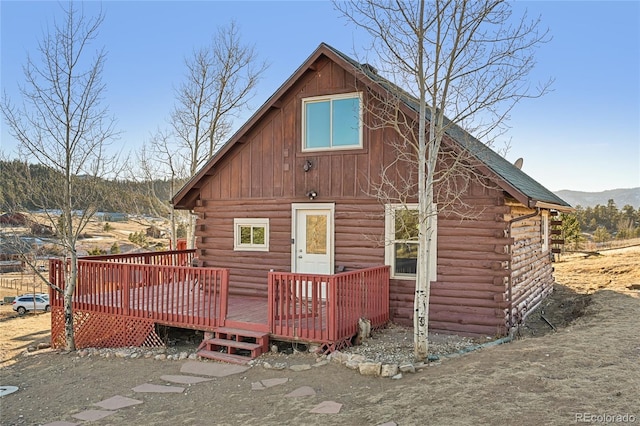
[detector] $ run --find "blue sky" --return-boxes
[1,1,638,193]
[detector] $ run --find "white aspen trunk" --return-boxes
[64,249,77,351]
[187,213,197,250]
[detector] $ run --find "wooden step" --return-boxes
[197,349,252,365]
[202,338,262,358]
[214,327,269,339]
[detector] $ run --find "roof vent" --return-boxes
[361,63,378,75]
[513,157,524,169]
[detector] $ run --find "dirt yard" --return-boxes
[1,246,639,425]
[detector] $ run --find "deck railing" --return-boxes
[80,249,196,267]
[268,266,390,345]
[49,257,228,330]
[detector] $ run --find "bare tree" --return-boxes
[171,20,268,248]
[335,0,551,359]
[1,3,118,350]
[134,129,190,251]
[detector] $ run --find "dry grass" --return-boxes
[1,242,638,425]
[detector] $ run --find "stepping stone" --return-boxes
[42,422,80,426]
[160,375,213,384]
[285,386,316,397]
[0,386,18,397]
[251,382,266,390]
[377,422,398,426]
[310,400,342,414]
[260,378,289,388]
[251,378,288,390]
[72,409,115,421]
[94,395,143,410]
[180,361,249,377]
[132,383,185,393]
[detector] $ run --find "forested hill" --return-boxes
[555,188,640,209]
[0,160,182,216]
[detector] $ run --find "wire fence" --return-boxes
[0,274,46,295]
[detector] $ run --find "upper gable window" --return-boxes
[302,93,363,151]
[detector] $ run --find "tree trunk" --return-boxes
[64,251,77,351]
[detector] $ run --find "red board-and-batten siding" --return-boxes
[192,55,551,337]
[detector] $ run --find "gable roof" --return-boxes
[173,43,572,212]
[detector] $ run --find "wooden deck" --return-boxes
[49,251,389,352]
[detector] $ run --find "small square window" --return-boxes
[234,219,269,251]
[302,93,362,151]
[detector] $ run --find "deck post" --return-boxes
[328,276,337,342]
[219,269,229,327]
[267,272,274,333]
[122,263,130,316]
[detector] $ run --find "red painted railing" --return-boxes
[49,256,228,330]
[268,266,390,345]
[81,249,196,266]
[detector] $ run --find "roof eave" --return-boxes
[530,200,575,213]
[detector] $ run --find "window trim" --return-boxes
[301,92,363,152]
[385,204,419,279]
[233,218,269,252]
[541,211,549,253]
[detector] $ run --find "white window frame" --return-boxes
[234,218,269,252]
[301,92,363,152]
[541,211,549,252]
[385,204,419,279]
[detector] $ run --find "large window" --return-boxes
[302,93,362,151]
[385,204,419,278]
[234,218,269,251]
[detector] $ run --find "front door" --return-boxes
[292,204,334,275]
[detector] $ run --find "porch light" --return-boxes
[306,190,317,200]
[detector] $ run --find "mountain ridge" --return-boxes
[554,187,640,208]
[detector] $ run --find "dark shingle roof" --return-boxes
[324,43,572,211]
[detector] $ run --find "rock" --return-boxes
[380,364,398,377]
[399,363,415,373]
[289,364,312,372]
[178,351,189,360]
[308,344,321,353]
[345,360,360,370]
[188,353,198,360]
[262,362,273,370]
[349,354,367,363]
[37,342,51,350]
[329,350,348,364]
[78,349,89,358]
[312,360,329,368]
[130,352,140,359]
[391,373,403,380]
[26,346,37,352]
[273,362,287,370]
[270,344,279,353]
[358,361,382,376]
[115,350,129,358]
[155,354,167,360]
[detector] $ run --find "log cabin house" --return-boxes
[48,43,571,363]
[172,43,572,338]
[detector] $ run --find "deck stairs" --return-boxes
[196,327,270,365]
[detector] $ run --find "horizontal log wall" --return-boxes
[194,199,385,298]
[391,184,511,337]
[506,202,554,327]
